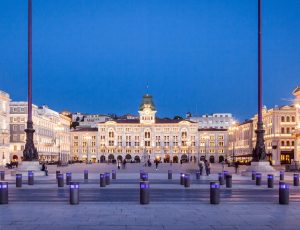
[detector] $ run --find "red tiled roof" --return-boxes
[71,127,98,132]
[98,118,196,124]
[198,128,228,131]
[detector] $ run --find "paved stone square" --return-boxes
[1,203,300,230]
[1,163,299,229]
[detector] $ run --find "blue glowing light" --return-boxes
[70,184,79,189]
[140,183,150,189]
[210,183,220,189]
[280,184,289,189]
[256,174,261,178]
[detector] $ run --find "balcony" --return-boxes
[0,129,9,134]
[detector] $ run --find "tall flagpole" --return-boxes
[253,0,266,162]
[23,0,38,161]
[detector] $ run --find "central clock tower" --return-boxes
[139,94,156,124]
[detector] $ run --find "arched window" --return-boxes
[281,116,285,122]
[281,127,285,134]
[281,141,285,146]
[145,132,150,138]
[292,116,295,122]
[286,116,290,122]
[109,131,114,138]
[287,141,290,146]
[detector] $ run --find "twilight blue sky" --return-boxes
[0,0,299,121]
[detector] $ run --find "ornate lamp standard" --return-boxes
[55,124,64,165]
[23,0,38,162]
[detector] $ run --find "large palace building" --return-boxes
[70,94,229,163]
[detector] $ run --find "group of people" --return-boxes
[198,160,211,176]
[117,159,128,170]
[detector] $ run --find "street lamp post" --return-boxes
[55,124,64,165]
[197,143,200,164]
[232,142,235,163]
[84,135,91,164]
[205,141,207,160]
[186,140,191,163]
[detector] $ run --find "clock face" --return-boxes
[145,110,149,114]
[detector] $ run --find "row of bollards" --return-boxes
[218,172,232,188]
[179,173,191,187]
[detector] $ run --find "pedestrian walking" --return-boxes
[199,161,204,175]
[234,161,239,174]
[155,160,159,170]
[205,160,210,176]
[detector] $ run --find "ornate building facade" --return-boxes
[9,102,71,162]
[228,87,299,165]
[98,94,199,163]
[0,91,10,166]
[70,94,229,163]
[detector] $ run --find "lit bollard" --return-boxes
[100,173,106,187]
[168,170,172,180]
[279,182,289,205]
[84,170,88,180]
[267,174,274,188]
[280,171,284,181]
[256,173,262,186]
[56,170,60,181]
[140,170,145,179]
[0,182,8,204]
[112,170,116,180]
[66,172,72,185]
[69,182,79,205]
[210,182,220,204]
[218,173,225,185]
[57,173,64,187]
[141,172,148,181]
[252,171,256,180]
[184,174,191,188]
[196,171,200,180]
[294,174,299,186]
[105,173,111,185]
[28,171,34,185]
[140,181,150,205]
[225,174,232,188]
[0,171,5,181]
[180,173,185,185]
[16,174,22,188]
